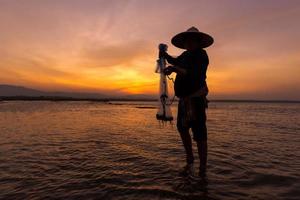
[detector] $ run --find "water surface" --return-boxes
[0,101,299,199]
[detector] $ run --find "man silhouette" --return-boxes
[160,27,213,177]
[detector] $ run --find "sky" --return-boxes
[0,0,299,100]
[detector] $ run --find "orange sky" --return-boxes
[0,0,299,100]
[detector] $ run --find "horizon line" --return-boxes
[0,96,299,103]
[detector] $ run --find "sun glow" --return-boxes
[0,0,299,99]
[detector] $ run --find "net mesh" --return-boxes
[155,44,173,121]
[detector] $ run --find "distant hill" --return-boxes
[1,84,299,102]
[0,84,107,99]
[0,84,158,100]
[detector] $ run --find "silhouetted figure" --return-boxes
[160,27,213,177]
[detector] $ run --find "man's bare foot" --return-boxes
[179,163,195,177]
[199,166,207,177]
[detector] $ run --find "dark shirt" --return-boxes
[165,48,209,97]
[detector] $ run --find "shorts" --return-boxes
[177,97,207,141]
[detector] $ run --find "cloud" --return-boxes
[79,40,152,68]
[0,0,300,99]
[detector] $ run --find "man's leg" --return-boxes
[197,140,207,176]
[177,99,194,165]
[179,129,194,164]
[193,97,208,176]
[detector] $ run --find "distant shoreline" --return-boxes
[0,96,299,103]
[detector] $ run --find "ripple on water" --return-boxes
[0,101,299,200]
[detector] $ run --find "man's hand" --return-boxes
[163,66,175,75]
[159,50,168,58]
[164,66,187,76]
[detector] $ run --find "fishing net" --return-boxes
[155,44,173,121]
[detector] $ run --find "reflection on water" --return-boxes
[0,101,299,199]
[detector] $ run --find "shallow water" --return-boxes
[0,101,299,200]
